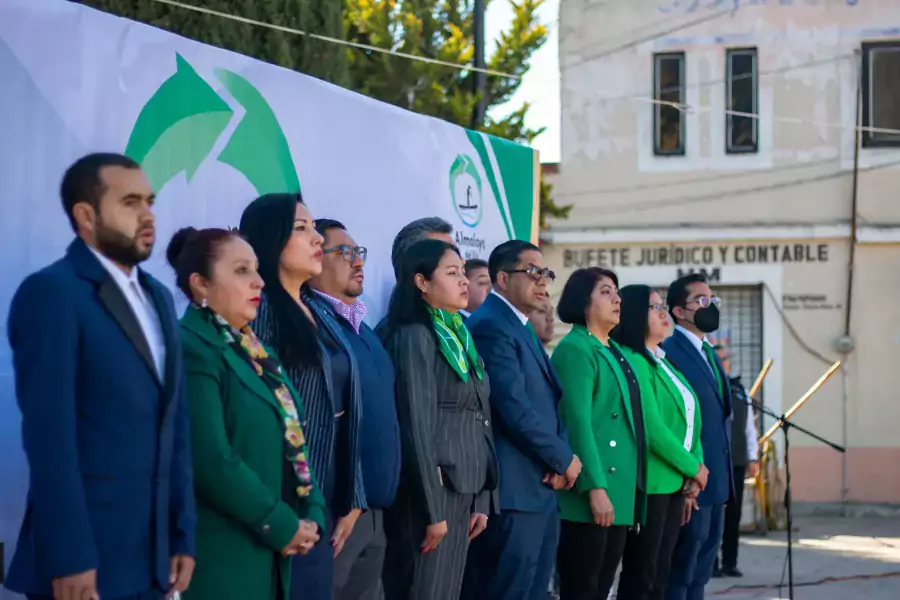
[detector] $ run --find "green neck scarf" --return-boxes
[428,307,484,382]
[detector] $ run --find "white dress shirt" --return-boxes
[89,246,166,381]
[491,290,529,325]
[653,346,696,452]
[744,391,760,461]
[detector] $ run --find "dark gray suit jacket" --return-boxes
[383,323,500,522]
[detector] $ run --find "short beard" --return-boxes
[345,283,364,299]
[94,219,152,268]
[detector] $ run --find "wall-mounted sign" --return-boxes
[562,243,830,269]
[782,294,842,311]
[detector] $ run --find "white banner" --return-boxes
[0,0,538,577]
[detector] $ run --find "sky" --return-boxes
[486,0,561,163]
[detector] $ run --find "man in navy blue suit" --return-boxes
[661,273,734,600]
[462,240,580,600]
[4,153,197,600]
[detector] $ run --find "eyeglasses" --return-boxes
[323,244,367,263]
[649,303,669,312]
[505,265,556,283]
[686,296,721,309]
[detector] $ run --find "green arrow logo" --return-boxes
[125,53,300,195]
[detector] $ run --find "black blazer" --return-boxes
[382,323,499,521]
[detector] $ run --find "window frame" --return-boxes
[861,40,900,149]
[652,51,687,156]
[725,46,759,155]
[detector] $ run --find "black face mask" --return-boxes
[692,304,720,333]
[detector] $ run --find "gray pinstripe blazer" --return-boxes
[382,322,499,523]
[252,289,367,514]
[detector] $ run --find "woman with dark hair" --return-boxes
[239,193,366,600]
[612,285,708,600]
[167,227,325,600]
[550,267,648,600]
[380,239,498,600]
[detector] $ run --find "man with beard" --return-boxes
[310,219,401,600]
[661,274,734,600]
[4,153,196,600]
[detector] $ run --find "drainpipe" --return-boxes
[839,51,863,514]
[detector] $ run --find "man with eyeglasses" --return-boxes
[310,219,401,600]
[661,274,734,600]
[462,240,580,600]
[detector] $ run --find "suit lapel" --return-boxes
[181,306,281,412]
[594,339,635,434]
[488,295,561,394]
[97,277,158,382]
[673,329,717,390]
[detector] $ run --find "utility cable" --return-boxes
[148,0,520,79]
[555,156,843,198]
[562,9,731,67]
[576,158,900,215]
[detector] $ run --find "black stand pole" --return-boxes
[745,398,846,600]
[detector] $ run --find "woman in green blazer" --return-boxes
[612,284,708,600]
[551,267,649,600]
[166,227,326,600]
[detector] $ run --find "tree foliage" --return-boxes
[82,0,348,85]
[82,0,570,228]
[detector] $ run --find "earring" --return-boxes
[201,299,208,308]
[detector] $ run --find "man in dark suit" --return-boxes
[462,240,581,600]
[310,219,402,600]
[4,153,197,600]
[661,274,734,600]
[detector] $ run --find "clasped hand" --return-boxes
[281,519,320,557]
[542,454,582,490]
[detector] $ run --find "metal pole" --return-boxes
[841,51,862,513]
[472,0,487,129]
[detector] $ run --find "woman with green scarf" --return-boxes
[379,238,499,600]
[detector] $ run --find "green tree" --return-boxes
[345,0,570,227]
[82,0,348,86]
[83,0,570,228]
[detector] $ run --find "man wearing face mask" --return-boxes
[660,274,734,600]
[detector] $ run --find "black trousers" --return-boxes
[721,465,747,569]
[556,520,628,600]
[617,492,685,600]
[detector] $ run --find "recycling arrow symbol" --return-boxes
[125,53,300,195]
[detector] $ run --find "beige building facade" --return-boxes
[545,0,900,504]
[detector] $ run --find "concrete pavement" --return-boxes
[705,516,900,599]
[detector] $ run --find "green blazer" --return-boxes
[551,326,648,526]
[622,346,704,495]
[179,306,326,600]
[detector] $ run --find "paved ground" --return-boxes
[704,516,900,600]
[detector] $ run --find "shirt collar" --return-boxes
[491,290,529,325]
[675,324,708,353]
[87,245,140,289]
[652,345,666,359]
[313,289,367,334]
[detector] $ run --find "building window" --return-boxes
[862,41,900,148]
[653,52,686,156]
[726,47,758,154]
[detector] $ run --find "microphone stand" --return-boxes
[743,396,846,600]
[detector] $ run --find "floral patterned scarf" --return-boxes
[202,305,314,498]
